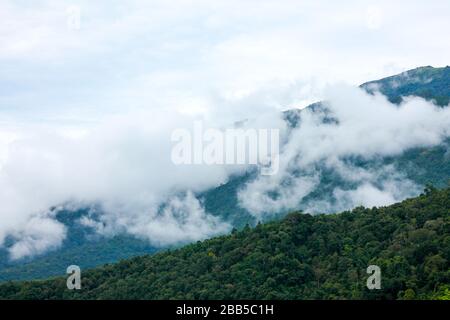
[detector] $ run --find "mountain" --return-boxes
[1,185,448,300]
[1,66,449,282]
[361,66,450,106]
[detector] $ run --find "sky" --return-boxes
[0,0,449,126]
[0,0,449,259]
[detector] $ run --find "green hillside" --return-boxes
[1,185,448,300]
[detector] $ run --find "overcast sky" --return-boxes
[1,0,449,126]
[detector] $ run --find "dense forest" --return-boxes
[0,185,448,300]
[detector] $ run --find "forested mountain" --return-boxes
[1,66,449,283]
[1,185,448,300]
[361,66,450,106]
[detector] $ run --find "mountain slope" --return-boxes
[1,185,448,300]
[1,66,449,283]
[361,66,450,106]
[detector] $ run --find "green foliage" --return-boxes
[430,285,450,300]
[1,187,448,300]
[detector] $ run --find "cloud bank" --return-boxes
[238,85,450,217]
[0,112,238,259]
[0,108,289,260]
[1,84,449,260]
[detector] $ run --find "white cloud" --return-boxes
[238,86,450,216]
[238,174,319,219]
[0,109,276,259]
[8,215,67,260]
[79,191,231,246]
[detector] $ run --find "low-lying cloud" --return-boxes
[0,111,261,260]
[238,85,450,216]
[1,84,449,260]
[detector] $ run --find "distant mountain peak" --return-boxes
[360,65,450,106]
